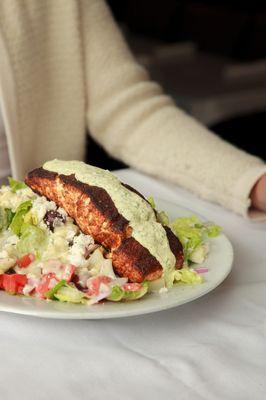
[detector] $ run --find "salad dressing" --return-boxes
[43,160,176,277]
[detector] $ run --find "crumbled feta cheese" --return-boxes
[57,207,67,219]
[16,187,35,198]
[31,196,57,223]
[0,256,16,272]
[14,263,42,277]
[5,234,19,246]
[68,233,94,267]
[76,267,91,287]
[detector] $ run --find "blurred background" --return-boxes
[87,0,266,169]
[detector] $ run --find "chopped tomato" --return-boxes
[0,274,27,294]
[17,253,35,268]
[87,276,112,297]
[122,282,143,292]
[36,273,58,298]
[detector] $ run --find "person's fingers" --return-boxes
[250,173,266,212]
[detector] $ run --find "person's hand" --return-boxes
[250,174,266,212]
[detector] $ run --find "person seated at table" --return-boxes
[0,0,265,218]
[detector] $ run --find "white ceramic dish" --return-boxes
[0,198,233,319]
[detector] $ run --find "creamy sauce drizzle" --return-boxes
[43,160,176,276]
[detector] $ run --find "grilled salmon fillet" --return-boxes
[25,167,184,282]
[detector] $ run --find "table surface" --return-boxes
[1,169,265,400]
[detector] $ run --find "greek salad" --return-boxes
[0,179,220,305]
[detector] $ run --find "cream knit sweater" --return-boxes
[0,0,265,218]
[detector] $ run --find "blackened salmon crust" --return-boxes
[25,167,184,282]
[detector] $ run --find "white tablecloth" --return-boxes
[1,169,265,400]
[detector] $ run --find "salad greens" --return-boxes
[148,196,221,286]
[17,224,47,257]
[107,285,124,302]
[148,196,170,225]
[173,267,203,285]
[107,282,149,302]
[45,279,67,300]
[122,281,149,300]
[148,196,220,265]
[0,208,8,232]
[171,216,221,264]
[9,200,33,236]
[0,180,152,305]
[53,283,87,304]
[8,177,27,193]
[0,208,14,232]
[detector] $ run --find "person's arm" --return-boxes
[81,0,266,218]
[250,174,266,212]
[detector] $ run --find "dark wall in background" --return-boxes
[108,1,266,61]
[86,1,266,168]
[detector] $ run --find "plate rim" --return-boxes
[0,198,234,319]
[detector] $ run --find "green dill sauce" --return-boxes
[43,160,176,278]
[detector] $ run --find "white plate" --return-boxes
[0,198,233,319]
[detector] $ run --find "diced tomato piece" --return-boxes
[122,282,143,292]
[100,276,113,285]
[0,275,4,290]
[17,253,35,268]
[35,273,58,298]
[0,274,27,294]
[87,276,112,297]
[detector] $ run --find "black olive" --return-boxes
[43,210,66,231]
[5,268,16,275]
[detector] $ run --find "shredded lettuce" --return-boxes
[8,177,27,193]
[54,283,87,304]
[189,244,208,264]
[174,267,203,284]
[0,208,6,231]
[23,211,39,226]
[147,196,221,267]
[122,282,149,301]
[87,248,105,276]
[148,196,169,225]
[45,279,67,300]
[170,216,220,263]
[205,223,221,237]
[147,196,156,209]
[9,200,33,236]
[6,209,15,227]
[107,282,149,302]
[107,285,124,302]
[0,208,15,231]
[17,224,47,256]
[157,210,170,226]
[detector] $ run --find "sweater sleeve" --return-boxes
[81,0,266,218]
